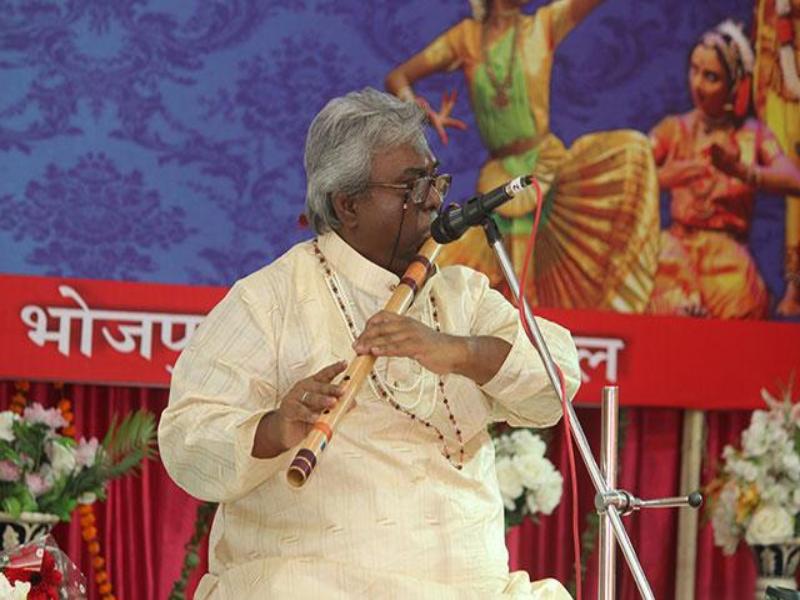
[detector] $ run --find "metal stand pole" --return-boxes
[675,409,705,600]
[598,387,618,600]
[479,217,703,599]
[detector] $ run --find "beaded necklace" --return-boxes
[481,13,520,108]
[330,265,431,410]
[312,239,465,469]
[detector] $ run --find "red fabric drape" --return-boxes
[1,381,791,599]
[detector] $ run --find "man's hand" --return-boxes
[352,311,511,385]
[353,311,464,375]
[252,361,346,458]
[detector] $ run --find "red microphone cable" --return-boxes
[515,178,582,600]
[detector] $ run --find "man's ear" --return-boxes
[331,192,359,230]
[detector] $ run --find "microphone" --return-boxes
[430,175,533,243]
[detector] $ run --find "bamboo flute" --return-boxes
[286,237,441,488]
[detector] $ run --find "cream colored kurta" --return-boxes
[159,233,580,600]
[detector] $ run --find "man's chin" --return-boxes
[415,229,432,251]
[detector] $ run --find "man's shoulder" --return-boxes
[235,238,316,296]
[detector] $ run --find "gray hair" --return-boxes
[304,87,430,234]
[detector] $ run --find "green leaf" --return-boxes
[18,487,36,513]
[795,513,800,539]
[2,496,21,518]
[98,410,157,479]
[11,421,49,468]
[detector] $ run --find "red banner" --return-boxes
[1,274,797,409]
[0,274,221,388]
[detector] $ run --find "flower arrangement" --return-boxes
[0,402,156,522]
[492,428,563,528]
[707,380,800,555]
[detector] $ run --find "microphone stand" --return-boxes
[478,216,702,599]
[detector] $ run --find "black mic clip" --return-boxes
[431,175,533,243]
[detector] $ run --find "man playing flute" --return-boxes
[159,88,579,599]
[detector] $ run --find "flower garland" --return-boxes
[168,501,218,600]
[78,505,113,599]
[55,387,116,600]
[9,382,28,416]
[10,381,116,600]
[54,384,76,440]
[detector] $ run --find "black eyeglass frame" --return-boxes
[366,173,452,206]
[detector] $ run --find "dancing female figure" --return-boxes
[753,0,800,316]
[386,0,659,312]
[648,21,800,318]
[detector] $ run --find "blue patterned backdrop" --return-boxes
[5,0,783,295]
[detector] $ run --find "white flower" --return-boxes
[712,512,741,556]
[495,456,524,510]
[533,470,564,515]
[0,412,18,442]
[493,434,514,457]
[782,452,800,478]
[745,504,795,545]
[761,483,790,506]
[494,429,564,521]
[742,412,771,456]
[512,453,551,490]
[509,430,546,458]
[727,457,759,482]
[711,484,742,555]
[525,490,540,515]
[0,572,30,600]
[722,445,736,461]
[46,440,77,477]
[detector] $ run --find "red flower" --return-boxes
[4,549,62,600]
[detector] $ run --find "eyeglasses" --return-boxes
[367,173,452,206]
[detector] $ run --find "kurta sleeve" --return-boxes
[465,270,580,428]
[158,279,284,503]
